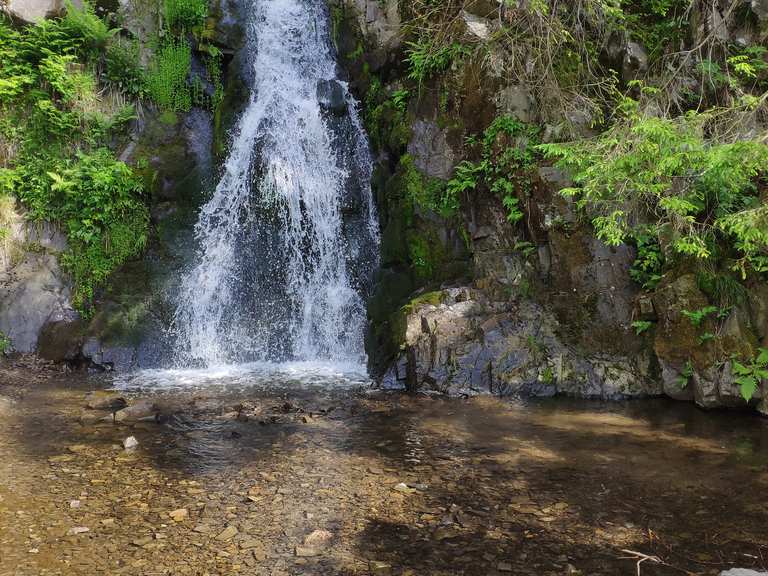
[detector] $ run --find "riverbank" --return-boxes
[1,372,767,575]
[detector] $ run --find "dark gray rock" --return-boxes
[407,120,456,180]
[317,79,348,116]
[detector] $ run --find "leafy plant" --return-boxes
[406,40,469,83]
[731,348,768,402]
[681,306,719,327]
[163,0,208,30]
[631,320,654,335]
[146,39,192,112]
[629,229,663,290]
[104,39,145,97]
[0,331,10,354]
[677,360,693,388]
[538,102,768,278]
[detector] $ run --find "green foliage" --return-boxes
[407,233,433,278]
[364,78,411,152]
[631,320,653,335]
[539,102,768,278]
[732,348,768,402]
[0,331,10,354]
[401,154,458,218]
[146,39,192,112]
[677,359,693,388]
[629,229,663,289]
[0,15,148,311]
[164,0,208,30]
[681,306,719,327]
[448,115,539,223]
[61,0,114,57]
[104,39,145,97]
[406,40,469,83]
[21,150,149,309]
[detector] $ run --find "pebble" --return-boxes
[66,526,90,536]
[369,561,393,575]
[169,508,188,522]
[216,525,238,541]
[123,436,139,450]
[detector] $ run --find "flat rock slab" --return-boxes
[720,570,768,575]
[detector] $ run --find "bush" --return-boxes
[146,39,192,112]
[104,38,146,97]
[538,99,768,278]
[163,0,208,30]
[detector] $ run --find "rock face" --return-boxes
[348,2,766,408]
[4,0,81,23]
[0,213,77,354]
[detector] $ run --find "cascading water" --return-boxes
[172,0,379,371]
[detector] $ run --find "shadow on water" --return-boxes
[2,370,768,575]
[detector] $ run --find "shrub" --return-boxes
[163,0,208,30]
[146,39,192,112]
[539,100,768,278]
[104,39,146,97]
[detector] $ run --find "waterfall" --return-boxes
[172,0,379,369]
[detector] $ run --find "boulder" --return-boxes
[37,315,86,361]
[461,10,491,40]
[495,85,536,123]
[317,79,348,116]
[0,252,74,354]
[4,0,81,23]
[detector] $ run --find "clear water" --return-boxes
[171,0,378,371]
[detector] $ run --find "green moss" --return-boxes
[159,110,178,125]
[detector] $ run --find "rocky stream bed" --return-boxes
[1,365,768,576]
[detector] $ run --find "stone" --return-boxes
[85,391,127,411]
[66,526,90,536]
[407,120,455,180]
[5,0,81,22]
[496,85,536,123]
[369,561,392,575]
[751,0,768,20]
[114,399,157,423]
[461,10,491,40]
[169,508,188,522]
[123,436,139,450]
[393,482,416,494]
[622,41,648,83]
[216,525,238,541]
[37,315,85,361]
[720,570,768,576]
[498,562,513,572]
[316,79,347,116]
[0,249,74,354]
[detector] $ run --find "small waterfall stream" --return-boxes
[172,0,379,371]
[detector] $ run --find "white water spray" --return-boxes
[173,0,378,369]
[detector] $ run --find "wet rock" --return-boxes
[85,391,127,411]
[37,315,85,361]
[114,399,157,423]
[316,79,347,115]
